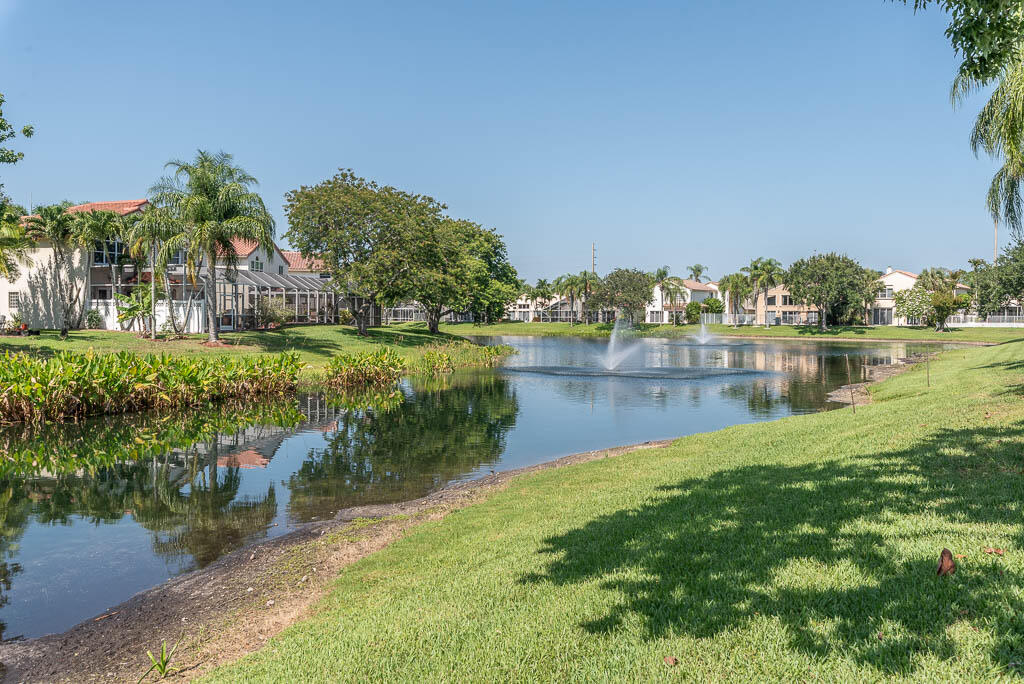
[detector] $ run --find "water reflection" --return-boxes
[0,336,956,639]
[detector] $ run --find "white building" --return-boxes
[644,280,718,323]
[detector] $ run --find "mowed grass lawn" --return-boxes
[443,320,1024,344]
[0,323,472,370]
[208,341,1024,681]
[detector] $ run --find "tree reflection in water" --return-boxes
[286,372,520,522]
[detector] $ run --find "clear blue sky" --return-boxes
[0,0,1002,282]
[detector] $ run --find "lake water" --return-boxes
[0,334,957,639]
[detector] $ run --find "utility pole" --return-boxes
[995,217,999,264]
[591,242,596,275]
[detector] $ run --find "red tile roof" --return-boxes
[221,238,260,258]
[66,199,149,216]
[281,250,325,272]
[682,278,714,292]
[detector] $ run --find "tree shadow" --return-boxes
[521,422,1024,674]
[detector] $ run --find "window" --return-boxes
[278,265,284,275]
[250,258,264,272]
[8,292,20,309]
[871,308,893,325]
[780,295,792,306]
[93,239,125,265]
[766,296,776,305]
[168,249,184,266]
[807,312,819,324]
[877,286,894,299]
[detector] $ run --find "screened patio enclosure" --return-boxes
[215,269,339,331]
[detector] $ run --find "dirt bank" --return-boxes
[826,352,936,405]
[0,440,671,683]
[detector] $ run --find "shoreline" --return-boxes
[0,440,671,683]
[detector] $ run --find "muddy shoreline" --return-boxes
[826,352,936,405]
[0,440,671,683]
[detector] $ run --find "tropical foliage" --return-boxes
[0,350,302,424]
[586,268,654,323]
[784,253,877,329]
[323,348,406,389]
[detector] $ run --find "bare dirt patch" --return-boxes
[0,440,670,683]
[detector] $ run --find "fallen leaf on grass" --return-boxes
[663,657,678,666]
[984,547,1005,556]
[955,554,966,559]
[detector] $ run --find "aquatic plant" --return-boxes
[322,348,406,389]
[0,350,302,424]
[418,341,515,374]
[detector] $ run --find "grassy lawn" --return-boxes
[207,341,1024,680]
[443,320,1024,344]
[0,323,472,370]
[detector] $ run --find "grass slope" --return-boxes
[0,323,469,371]
[443,321,1024,344]
[207,341,1024,681]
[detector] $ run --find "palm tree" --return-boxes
[71,209,119,328]
[743,257,784,328]
[0,202,29,281]
[150,150,274,343]
[24,205,80,338]
[552,273,584,325]
[718,272,752,327]
[125,207,174,340]
[954,55,1024,231]
[578,270,601,324]
[532,278,553,321]
[659,276,688,325]
[687,264,708,282]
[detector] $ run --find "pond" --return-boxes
[0,334,959,640]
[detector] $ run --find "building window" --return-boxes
[8,292,20,309]
[250,258,264,272]
[278,265,284,275]
[168,249,184,265]
[780,295,792,306]
[877,286,894,300]
[766,295,776,306]
[94,239,125,265]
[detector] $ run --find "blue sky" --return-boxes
[0,0,1002,281]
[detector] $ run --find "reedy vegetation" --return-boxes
[322,342,516,388]
[0,350,302,424]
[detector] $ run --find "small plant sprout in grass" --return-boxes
[138,634,183,682]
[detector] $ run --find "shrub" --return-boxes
[704,298,724,314]
[323,348,406,389]
[0,350,303,425]
[336,309,354,325]
[85,309,104,330]
[685,300,703,324]
[421,349,455,375]
[254,297,293,328]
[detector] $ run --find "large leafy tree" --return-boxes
[587,268,654,324]
[784,253,872,330]
[152,150,274,343]
[743,257,784,328]
[412,218,518,332]
[0,92,33,188]
[914,267,972,331]
[285,169,436,336]
[23,205,80,337]
[965,257,1005,317]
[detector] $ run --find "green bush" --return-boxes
[323,348,406,389]
[0,350,303,425]
[685,300,703,324]
[704,297,724,314]
[336,309,354,325]
[85,309,104,330]
[254,297,293,328]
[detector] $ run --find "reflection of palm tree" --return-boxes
[287,375,519,522]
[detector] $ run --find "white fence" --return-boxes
[87,300,206,334]
[701,313,756,326]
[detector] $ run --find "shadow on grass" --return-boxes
[521,423,1024,674]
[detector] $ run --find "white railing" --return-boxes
[704,313,756,326]
[86,300,206,334]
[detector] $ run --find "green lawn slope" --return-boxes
[206,341,1024,680]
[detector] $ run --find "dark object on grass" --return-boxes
[937,548,956,576]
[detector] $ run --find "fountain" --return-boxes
[693,322,715,345]
[602,318,643,370]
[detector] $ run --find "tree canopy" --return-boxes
[587,268,654,323]
[784,253,875,329]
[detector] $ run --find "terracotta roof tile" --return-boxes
[281,250,325,272]
[66,199,149,216]
[682,278,714,292]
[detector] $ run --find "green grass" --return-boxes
[0,323,478,372]
[443,320,1024,344]
[206,341,1024,681]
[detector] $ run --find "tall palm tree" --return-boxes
[552,273,584,325]
[71,209,119,328]
[743,257,784,328]
[578,270,601,324]
[687,264,708,282]
[660,276,688,325]
[150,150,274,343]
[532,278,553,320]
[126,207,175,340]
[24,205,80,338]
[954,53,1024,231]
[718,272,752,327]
[0,203,29,281]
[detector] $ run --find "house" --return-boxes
[868,267,972,325]
[645,280,718,323]
[0,200,340,332]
